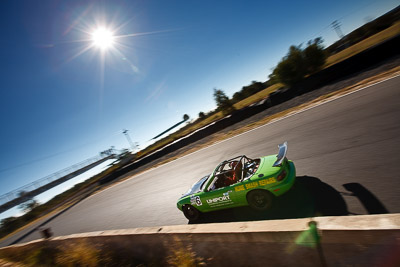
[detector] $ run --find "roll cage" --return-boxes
[206,155,259,191]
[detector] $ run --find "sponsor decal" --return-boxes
[245,182,258,190]
[206,195,230,204]
[206,191,233,206]
[259,177,276,186]
[190,196,202,206]
[235,185,245,192]
[236,178,277,191]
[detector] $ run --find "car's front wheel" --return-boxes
[247,190,273,211]
[182,205,201,221]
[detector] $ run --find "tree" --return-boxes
[213,88,235,115]
[1,217,16,228]
[198,112,206,119]
[270,38,327,87]
[303,37,327,74]
[272,45,306,87]
[232,91,244,103]
[0,217,17,232]
[19,199,40,213]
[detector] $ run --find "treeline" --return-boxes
[211,5,400,116]
[231,81,269,104]
[211,37,326,114]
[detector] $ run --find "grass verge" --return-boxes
[233,83,283,108]
[325,21,400,68]
[0,239,209,266]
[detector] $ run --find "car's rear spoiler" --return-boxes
[273,141,288,167]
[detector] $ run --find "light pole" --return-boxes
[122,129,136,152]
[331,20,344,39]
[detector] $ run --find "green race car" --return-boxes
[177,142,296,221]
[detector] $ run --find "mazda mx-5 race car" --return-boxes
[177,142,296,221]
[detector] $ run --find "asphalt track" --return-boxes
[2,75,400,246]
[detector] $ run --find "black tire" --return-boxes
[247,190,274,211]
[182,205,200,221]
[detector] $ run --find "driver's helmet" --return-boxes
[229,161,239,169]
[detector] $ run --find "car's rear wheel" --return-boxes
[247,190,273,211]
[182,205,200,221]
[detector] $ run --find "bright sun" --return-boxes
[91,28,115,49]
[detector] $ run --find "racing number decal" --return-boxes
[195,196,202,206]
[190,196,202,206]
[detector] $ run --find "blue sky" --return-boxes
[0,0,398,220]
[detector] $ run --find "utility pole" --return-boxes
[331,20,344,39]
[122,129,136,151]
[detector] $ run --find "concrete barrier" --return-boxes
[1,214,399,266]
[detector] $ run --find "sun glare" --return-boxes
[91,28,115,49]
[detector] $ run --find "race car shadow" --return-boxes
[191,176,349,224]
[342,182,388,214]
